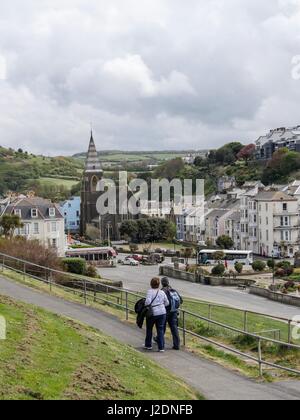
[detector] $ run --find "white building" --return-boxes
[255,190,300,258]
[1,196,66,256]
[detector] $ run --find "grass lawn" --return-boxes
[39,177,79,188]
[0,295,200,400]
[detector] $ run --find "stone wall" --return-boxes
[250,286,300,308]
[160,266,256,287]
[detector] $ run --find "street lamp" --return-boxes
[272,250,275,286]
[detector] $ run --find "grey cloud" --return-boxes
[0,0,300,154]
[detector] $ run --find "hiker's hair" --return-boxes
[150,277,160,289]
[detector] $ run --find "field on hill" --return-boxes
[0,295,199,400]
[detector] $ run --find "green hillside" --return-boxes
[0,295,200,400]
[0,146,83,200]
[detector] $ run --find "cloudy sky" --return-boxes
[1,0,300,155]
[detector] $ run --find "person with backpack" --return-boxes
[161,277,183,351]
[144,277,169,353]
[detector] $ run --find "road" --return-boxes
[99,261,300,320]
[0,276,299,400]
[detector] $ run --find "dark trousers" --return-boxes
[165,312,180,350]
[145,314,167,351]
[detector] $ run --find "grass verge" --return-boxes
[0,294,201,400]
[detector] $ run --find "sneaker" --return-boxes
[143,345,153,351]
[172,347,180,351]
[159,350,165,353]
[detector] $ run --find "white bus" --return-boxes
[198,250,253,266]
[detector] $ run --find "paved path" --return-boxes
[0,276,299,401]
[99,264,300,319]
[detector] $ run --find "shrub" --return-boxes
[275,268,286,278]
[234,262,243,274]
[85,264,99,279]
[267,259,275,270]
[0,238,62,272]
[252,260,266,272]
[62,258,87,275]
[129,243,139,253]
[276,261,291,269]
[212,264,226,277]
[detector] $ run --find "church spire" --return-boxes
[85,131,102,174]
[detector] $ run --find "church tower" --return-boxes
[80,132,103,237]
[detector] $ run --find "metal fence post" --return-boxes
[244,311,248,332]
[23,263,26,280]
[182,311,186,347]
[258,338,263,377]
[49,271,52,292]
[288,320,292,344]
[84,281,87,305]
[125,292,129,320]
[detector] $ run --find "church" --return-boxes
[80,133,124,242]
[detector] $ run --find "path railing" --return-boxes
[0,251,300,377]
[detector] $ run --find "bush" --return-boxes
[62,258,87,275]
[276,261,294,277]
[212,264,226,277]
[85,264,99,279]
[252,260,266,272]
[276,261,291,269]
[275,268,286,278]
[129,244,139,253]
[267,259,275,270]
[0,238,62,272]
[234,262,243,274]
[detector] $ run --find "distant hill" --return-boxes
[0,145,83,199]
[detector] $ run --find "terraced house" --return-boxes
[0,195,66,256]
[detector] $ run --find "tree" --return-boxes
[119,220,138,241]
[262,149,300,185]
[154,158,185,180]
[215,142,244,165]
[181,248,194,265]
[252,260,266,272]
[0,214,24,239]
[237,144,256,164]
[216,235,234,250]
[212,264,226,277]
[136,219,150,243]
[213,251,226,261]
[235,262,243,274]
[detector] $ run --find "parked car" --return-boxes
[122,258,139,266]
[150,253,165,264]
[129,254,144,262]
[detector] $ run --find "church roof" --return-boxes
[85,132,103,174]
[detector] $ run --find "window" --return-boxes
[49,208,56,217]
[76,211,80,217]
[52,239,57,248]
[51,222,57,232]
[265,203,268,211]
[33,223,39,235]
[31,209,38,218]
[266,217,269,226]
[14,209,21,217]
[283,203,287,211]
[266,230,269,241]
